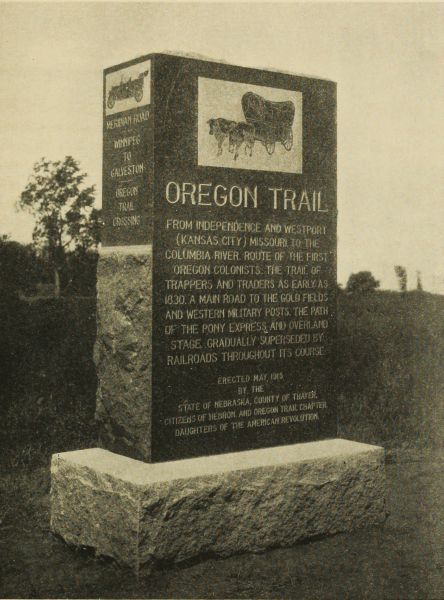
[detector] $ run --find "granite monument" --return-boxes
[50,54,386,572]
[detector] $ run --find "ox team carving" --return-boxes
[208,92,295,160]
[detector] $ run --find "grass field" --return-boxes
[337,291,444,452]
[1,452,442,598]
[0,296,97,470]
[0,290,443,597]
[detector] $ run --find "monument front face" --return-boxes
[102,54,337,462]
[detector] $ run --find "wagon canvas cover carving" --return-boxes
[198,77,302,173]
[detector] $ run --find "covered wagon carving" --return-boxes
[242,92,295,155]
[207,90,295,159]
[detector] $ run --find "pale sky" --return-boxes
[1,2,444,291]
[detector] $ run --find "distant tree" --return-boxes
[346,271,380,293]
[394,265,407,293]
[416,270,423,291]
[0,238,50,297]
[17,156,100,296]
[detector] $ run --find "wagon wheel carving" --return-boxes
[107,93,115,110]
[134,87,143,103]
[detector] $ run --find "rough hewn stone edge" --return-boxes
[50,440,387,573]
[50,452,142,570]
[94,246,153,462]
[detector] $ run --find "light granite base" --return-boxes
[50,439,386,573]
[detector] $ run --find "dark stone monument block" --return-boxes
[98,53,337,463]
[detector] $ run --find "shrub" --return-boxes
[346,271,380,293]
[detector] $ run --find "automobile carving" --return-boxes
[107,70,149,110]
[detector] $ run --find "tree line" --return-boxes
[344,267,423,294]
[1,157,100,299]
[1,155,427,298]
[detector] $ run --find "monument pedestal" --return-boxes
[50,439,386,573]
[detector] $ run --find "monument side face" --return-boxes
[102,57,153,246]
[96,57,154,460]
[98,54,337,462]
